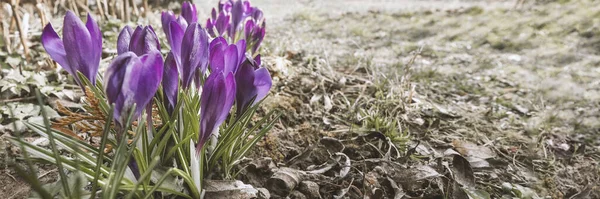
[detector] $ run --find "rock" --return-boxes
[267,167,302,196]
[257,188,271,199]
[298,181,321,199]
[289,190,307,199]
[204,180,259,199]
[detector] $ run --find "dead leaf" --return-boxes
[335,152,350,178]
[323,94,333,111]
[465,157,490,168]
[451,155,476,187]
[396,165,442,182]
[320,137,344,153]
[452,140,496,159]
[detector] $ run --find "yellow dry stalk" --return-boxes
[51,87,163,153]
[52,87,109,141]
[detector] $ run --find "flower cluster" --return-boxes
[41,0,271,150]
[207,0,266,55]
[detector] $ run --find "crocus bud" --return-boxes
[229,0,245,38]
[117,26,133,55]
[198,72,236,150]
[117,25,160,56]
[105,51,164,125]
[207,11,231,38]
[209,37,246,74]
[216,12,231,37]
[167,20,186,64]
[161,11,177,34]
[235,55,271,116]
[162,52,179,115]
[129,26,161,56]
[181,1,198,24]
[218,0,232,13]
[162,12,188,57]
[180,23,209,89]
[41,11,102,88]
[244,20,265,55]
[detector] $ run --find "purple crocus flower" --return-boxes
[129,26,161,56]
[161,12,188,71]
[235,55,271,116]
[161,11,188,44]
[162,52,179,115]
[209,37,246,74]
[117,26,133,55]
[104,50,164,125]
[197,72,236,150]
[224,0,263,39]
[206,9,231,38]
[117,25,161,56]
[244,20,265,55]
[181,1,198,24]
[41,11,102,88]
[229,0,246,38]
[180,23,209,89]
[218,0,232,13]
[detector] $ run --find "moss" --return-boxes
[464,6,484,15]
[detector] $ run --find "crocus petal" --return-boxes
[85,14,103,84]
[176,16,189,29]
[235,58,271,115]
[168,21,185,60]
[235,61,255,114]
[211,8,217,20]
[180,23,209,88]
[41,23,71,75]
[215,12,230,36]
[252,8,263,22]
[254,54,261,67]
[161,11,177,38]
[222,45,239,74]
[235,39,247,65]
[209,37,228,72]
[162,52,179,115]
[209,37,228,51]
[117,26,133,55]
[206,18,216,38]
[243,0,252,13]
[230,0,245,38]
[252,67,272,104]
[198,72,236,149]
[105,52,141,125]
[129,26,160,56]
[219,0,232,13]
[85,14,102,61]
[244,20,255,41]
[181,1,198,24]
[251,25,265,54]
[133,50,164,118]
[63,10,97,84]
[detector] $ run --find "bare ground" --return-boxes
[242,0,600,198]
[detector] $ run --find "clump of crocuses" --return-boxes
[39,1,272,196]
[207,0,265,55]
[41,0,271,160]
